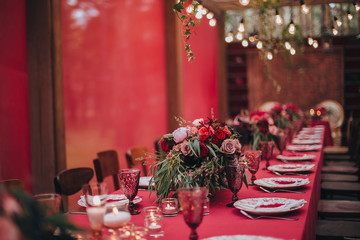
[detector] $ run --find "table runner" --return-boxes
[70,130,324,240]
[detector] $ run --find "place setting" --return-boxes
[253,177,310,193]
[267,164,315,176]
[286,144,322,152]
[276,151,316,162]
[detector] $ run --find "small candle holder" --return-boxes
[103,203,131,229]
[132,226,149,240]
[144,214,164,238]
[161,198,178,217]
[142,206,162,217]
[203,197,210,216]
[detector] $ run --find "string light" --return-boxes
[347,10,353,20]
[354,1,360,11]
[313,40,319,48]
[256,41,263,49]
[332,24,338,35]
[300,0,309,14]
[266,52,273,60]
[285,41,291,50]
[206,12,214,19]
[209,18,216,27]
[307,36,314,45]
[249,36,255,43]
[275,9,283,25]
[195,11,203,19]
[239,0,250,6]
[225,33,234,43]
[238,18,245,32]
[186,5,194,14]
[334,16,342,27]
[242,39,249,47]
[236,32,244,41]
[201,8,208,15]
[288,20,296,34]
[290,48,296,55]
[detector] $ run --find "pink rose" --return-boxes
[172,127,189,143]
[269,125,279,136]
[233,139,242,152]
[190,127,198,135]
[220,139,236,154]
[181,142,193,156]
[192,118,204,127]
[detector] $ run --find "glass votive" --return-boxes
[103,203,131,229]
[161,198,178,217]
[203,197,210,216]
[115,223,135,239]
[132,226,148,240]
[33,193,61,215]
[143,206,162,217]
[144,214,164,238]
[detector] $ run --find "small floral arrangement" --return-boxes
[269,104,291,129]
[151,116,246,201]
[250,111,278,150]
[284,103,302,122]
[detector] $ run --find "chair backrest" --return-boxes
[54,167,94,212]
[0,179,25,192]
[94,150,120,190]
[125,146,148,176]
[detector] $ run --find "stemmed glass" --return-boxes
[260,141,275,169]
[225,160,245,207]
[276,131,288,155]
[177,187,207,240]
[245,150,262,184]
[82,183,108,239]
[119,169,141,215]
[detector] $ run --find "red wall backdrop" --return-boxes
[182,18,219,121]
[61,0,168,180]
[0,0,32,192]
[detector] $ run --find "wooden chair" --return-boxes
[318,200,360,219]
[125,146,148,176]
[93,150,120,190]
[54,167,94,212]
[316,220,360,239]
[321,181,360,200]
[0,179,25,192]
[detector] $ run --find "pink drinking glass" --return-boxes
[225,162,245,207]
[177,187,207,240]
[260,141,275,169]
[245,150,262,183]
[277,131,288,155]
[119,169,141,215]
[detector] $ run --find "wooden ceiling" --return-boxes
[204,0,354,10]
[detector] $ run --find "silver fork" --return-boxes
[240,210,298,221]
[272,171,309,176]
[259,186,306,194]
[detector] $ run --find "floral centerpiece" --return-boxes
[250,110,278,150]
[150,116,246,202]
[284,104,302,122]
[268,104,291,129]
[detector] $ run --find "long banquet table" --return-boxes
[70,128,325,240]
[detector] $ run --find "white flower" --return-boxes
[172,127,189,143]
[192,118,204,127]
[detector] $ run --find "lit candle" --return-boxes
[161,198,178,216]
[103,207,131,229]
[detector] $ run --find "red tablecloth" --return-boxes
[70,133,324,240]
[308,120,333,147]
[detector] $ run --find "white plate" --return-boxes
[268,164,315,173]
[277,154,316,161]
[139,176,154,188]
[292,139,321,145]
[234,197,306,215]
[254,177,310,189]
[204,235,286,240]
[77,194,142,207]
[287,145,321,152]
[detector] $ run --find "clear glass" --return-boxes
[142,206,162,217]
[161,198,178,217]
[144,214,164,237]
[119,169,141,215]
[33,193,61,215]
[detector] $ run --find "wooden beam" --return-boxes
[164,0,184,132]
[26,0,65,193]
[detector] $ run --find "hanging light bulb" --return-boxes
[285,41,291,50]
[347,10,353,20]
[288,20,296,34]
[186,5,194,14]
[206,12,214,19]
[275,9,283,25]
[300,0,309,14]
[236,32,244,41]
[201,8,208,15]
[332,25,338,35]
[242,39,249,47]
[313,40,319,48]
[266,52,273,60]
[290,48,296,55]
[307,36,314,45]
[239,0,250,6]
[334,16,342,27]
[238,18,245,32]
[209,18,216,27]
[354,1,360,11]
[195,11,203,19]
[249,36,255,43]
[256,41,263,49]
[225,33,234,43]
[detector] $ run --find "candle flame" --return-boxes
[112,207,119,215]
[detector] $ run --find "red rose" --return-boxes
[160,138,169,152]
[215,128,226,140]
[211,137,219,145]
[258,120,269,134]
[199,134,209,142]
[200,143,209,157]
[223,127,231,137]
